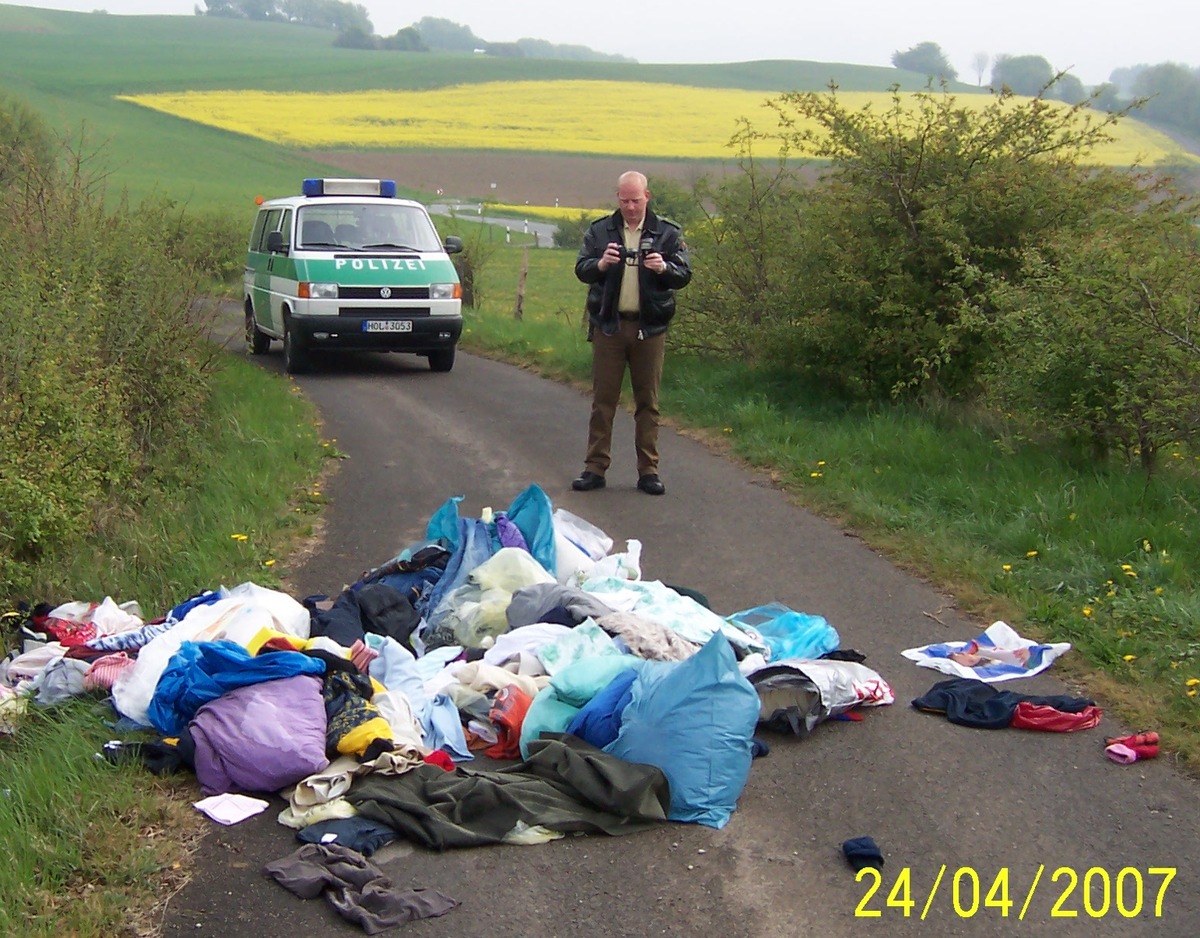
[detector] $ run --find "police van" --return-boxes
[244,178,464,374]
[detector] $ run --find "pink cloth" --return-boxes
[83,652,136,691]
[1105,743,1138,764]
[350,639,378,674]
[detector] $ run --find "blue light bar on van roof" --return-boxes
[302,178,396,198]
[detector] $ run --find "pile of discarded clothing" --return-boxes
[2,484,895,847]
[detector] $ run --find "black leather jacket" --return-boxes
[574,208,692,337]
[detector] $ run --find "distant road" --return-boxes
[428,202,559,247]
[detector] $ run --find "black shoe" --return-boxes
[572,470,606,491]
[637,473,666,495]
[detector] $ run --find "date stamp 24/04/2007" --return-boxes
[854,866,1177,920]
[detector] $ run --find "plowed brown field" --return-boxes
[301,149,746,207]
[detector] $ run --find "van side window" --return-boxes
[278,209,293,252]
[249,211,268,252]
[254,209,282,252]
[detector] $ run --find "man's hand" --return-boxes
[643,252,667,274]
[597,242,622,272]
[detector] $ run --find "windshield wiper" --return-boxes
[359,242,422,252]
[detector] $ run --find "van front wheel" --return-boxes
[283,316,309,374]
[428,347,455,373]
[245,303,270,355]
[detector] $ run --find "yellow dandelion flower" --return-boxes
[1123,654,1137,662]
[1187,678,1200,687]
[1106,590,1116,598]
[264,559,276,567]
[1189,689,1198,698]
[1026,550,1038,558]
[810,471,823,478]
[1002,564,1012,572]
[1124,570,1138,578]
[1081,606,1093,617]
[817,460,826,466]
[1170,661,1180,669]
[1120,564,1133,571]
[1154,586,1164,595]
[1141,539,1152,552]
[230,533,248,541]
[723,427,733,433]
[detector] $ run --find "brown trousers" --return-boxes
[584,320,666,477]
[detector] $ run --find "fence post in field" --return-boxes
[514,248,529,320]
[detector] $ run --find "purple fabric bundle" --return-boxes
[190,674,329,796]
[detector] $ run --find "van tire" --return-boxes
[428,347,456,373]
[245,302,271,355]
[283,315,309,374]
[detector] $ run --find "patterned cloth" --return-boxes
[83,652,137,691]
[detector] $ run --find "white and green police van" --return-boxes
[244,178,464,374]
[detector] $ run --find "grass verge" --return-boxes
[0,353,329,935]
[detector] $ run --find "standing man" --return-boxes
[572,171,692,495]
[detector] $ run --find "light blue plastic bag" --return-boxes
[726,602,840,662]
[606,635,759,829]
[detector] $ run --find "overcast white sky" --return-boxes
[24,1,1198,86]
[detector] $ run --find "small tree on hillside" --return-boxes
[892,42,957,81]
[971,52,990,86]
[991,54,1054,95]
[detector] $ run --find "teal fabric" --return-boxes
[519,654,642,758]
[506,484,557,578]
[424,495,464,550]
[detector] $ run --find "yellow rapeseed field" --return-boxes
[119,80,1195,167]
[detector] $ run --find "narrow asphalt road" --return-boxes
[167,307,1199,938]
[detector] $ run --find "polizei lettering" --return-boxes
[334,258,428,271]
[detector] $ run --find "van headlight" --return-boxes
[430,283,462,300]
[298,282,338,299]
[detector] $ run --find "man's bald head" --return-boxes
[616,171,650,227]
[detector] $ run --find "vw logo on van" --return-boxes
[379,287,392,299]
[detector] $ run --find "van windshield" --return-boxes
[297,204,443,252]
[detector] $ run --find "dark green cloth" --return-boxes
[346,734,670,850]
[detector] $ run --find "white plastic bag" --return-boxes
[589,539,643,582]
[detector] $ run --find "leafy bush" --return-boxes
[0,110,224,597]
[553,211,593,250]
[675,82,1200,467]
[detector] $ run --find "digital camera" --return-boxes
[617,237,656,263]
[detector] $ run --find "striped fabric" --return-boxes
[84,652,136,691]
[349,639,378,674]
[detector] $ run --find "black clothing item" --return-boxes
[309,583,420,649]
[911,678,1096,729]
[575,207,691,338]
[843,836,884,872]
[297,817,398,857]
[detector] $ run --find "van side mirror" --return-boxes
[267,230,285,253]
[443,235,464,255]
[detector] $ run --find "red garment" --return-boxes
[422,749,455,772]
[484,685,534,760]
[1010,700,1103,732]
[42,616,98,647]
